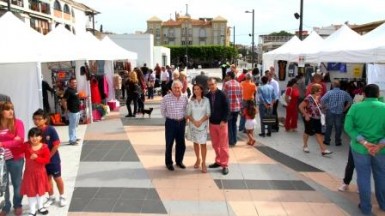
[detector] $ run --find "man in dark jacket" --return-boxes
[206,78,230,175]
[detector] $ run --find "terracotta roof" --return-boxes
[191,19,211,26]
[162,19,181,27]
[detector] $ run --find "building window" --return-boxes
[182,41,186,45]
[188,41,192,45]
[71,9,75,17]
[199,28,206,38]
[54,0,61,11]
[155,29,160,37]
[30,17,50,35]
[63,4,70,14]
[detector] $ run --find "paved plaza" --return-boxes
[11,69,384,215]
[15,96,380,216]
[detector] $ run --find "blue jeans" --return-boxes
[352,151,385,215]
[3,158,24,213]
[324,111,343,145]
[68,111,80,143]
[165,118,186,166]
[228,111,239,146]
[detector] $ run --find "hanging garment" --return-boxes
[90,78,102,104]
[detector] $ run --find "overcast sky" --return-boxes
[77,0,385,45]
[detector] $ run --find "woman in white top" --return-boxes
[186,84,211,173]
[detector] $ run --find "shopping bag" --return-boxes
[262,114,276,125]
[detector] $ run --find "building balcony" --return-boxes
[53,9,62,18]
[29,2,51,15]
[63,13,71,20]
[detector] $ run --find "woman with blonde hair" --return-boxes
[299,84,332,156]
[179,71,189,97]
[125,71,141,117]
[0,101,25,216]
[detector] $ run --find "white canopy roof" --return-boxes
[0,12,45,63]
[263,36,301,64]
[44,25,87,62]
[101,36,138,60]
[290,32,324,62]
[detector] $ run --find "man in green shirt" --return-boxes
[344,84,385,215]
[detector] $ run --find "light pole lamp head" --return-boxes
[245,10,251,13]
[294,12,301,19]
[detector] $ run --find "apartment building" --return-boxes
[0,0,98,35]
[146,11,230,46]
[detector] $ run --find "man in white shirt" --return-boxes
[268,69,280,132]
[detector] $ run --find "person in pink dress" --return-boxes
[20,127,51,216]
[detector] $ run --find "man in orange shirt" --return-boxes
[239,73,257,132]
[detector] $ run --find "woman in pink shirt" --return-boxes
[0,101,25,216]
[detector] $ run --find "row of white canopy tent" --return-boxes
[0,12,137,129]
[263,22,385,66]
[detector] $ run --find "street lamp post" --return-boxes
[294,0,304,40]
[7,0,11,11]
[245,9,255,69]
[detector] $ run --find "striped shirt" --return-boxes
[223,79,242,112]
[160,93,188,120]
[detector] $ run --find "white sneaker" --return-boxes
[43,197,55,208]
[338,183,348,191]
[59,196,67,207]
[303,147,310,153]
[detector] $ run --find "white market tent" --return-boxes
[101,36,138,61]
[290,31,325,63]
[314,25,373,63]
[0,12,44,130]
[263,36,301,68]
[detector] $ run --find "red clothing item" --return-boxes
[90,78,102,104]
[20,143,51,197]
[285,87,300,130]
[0,119,25,160]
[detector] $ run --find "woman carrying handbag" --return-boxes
[298,84,332,156]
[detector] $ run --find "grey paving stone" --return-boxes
[269,180,296,190]
[245,180,271,189]
[68,197,91,212]
[94,187,123,199]
[83,198,117,212]
[214,180,247,189]
[146,188,161,200]
[163,201,199,215]
[112,199,143,213]
[256,145,323,172]
[71,187,99,199]
[80,140,139,162]
[291,180,315,191]
[141,200,167,214]
[121,117,165,126]
[120,188,148,200]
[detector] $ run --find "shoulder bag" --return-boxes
[310,95,325,126]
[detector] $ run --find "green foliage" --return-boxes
[166,45,238,67]
[268,30,294,36]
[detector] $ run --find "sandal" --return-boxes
[194,159,201,169]
[201,163,207,173]
[38,208,49,215]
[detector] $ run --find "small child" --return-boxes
[20,127,51,216]
[244,100,257,145]
[32,109,67,208]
